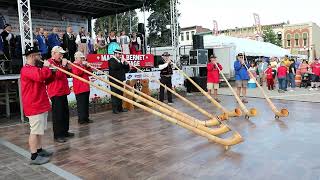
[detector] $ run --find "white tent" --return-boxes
[203,35,290,57]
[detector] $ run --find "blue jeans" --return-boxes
[288,73,296,88]
[278,77,287,90]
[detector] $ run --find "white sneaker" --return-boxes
[289,89,294,92]
[315,88,319,90]
[309,88,314,91]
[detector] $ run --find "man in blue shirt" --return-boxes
[36,28,48,59]
[47,27,61,51]
[234,53,250,103]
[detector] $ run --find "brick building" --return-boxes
[283,22,320,60]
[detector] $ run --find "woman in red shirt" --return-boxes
[207,55,223,102]
[72,51,93,124]
[277,62,288,93]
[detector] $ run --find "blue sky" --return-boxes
[138,0,320,30]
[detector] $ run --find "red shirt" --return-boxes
[46,58,70,98]
[207,63,222,83]
[277,66,287,78]
[71,63,92,94]
[264,68,273,79]
[310,62,320,76]
[20,65,52,116]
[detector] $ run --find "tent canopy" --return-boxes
[0,0,155,18]
[203,35,290,57]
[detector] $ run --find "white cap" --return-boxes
[74,51,85,58]
[51,46,66,54]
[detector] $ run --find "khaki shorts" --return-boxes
[28,112,48,135]
[207,83,219,90]
[236,80,248,88]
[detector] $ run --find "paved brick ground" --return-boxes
[0,144,64,180]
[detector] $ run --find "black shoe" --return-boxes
[119,109,128,113]
[78,121,87,124]
[168,101,174,105]
[65,132,75,138]
[86,119,94,123]
[38,149,54,157]
[113,110,119,114]
[54,137,66,143]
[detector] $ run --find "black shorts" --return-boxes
[311,74,319,82]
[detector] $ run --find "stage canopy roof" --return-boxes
[204,35,290,57]
[0,0,155,18]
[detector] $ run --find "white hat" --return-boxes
[51,46,66,54]
[74,51,85,58]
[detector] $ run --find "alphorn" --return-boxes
[172,63,242,119]
[69,61,231,136]
[47,61,243,149]
[213,62,257,119]
[243,56,289,118]
[124,62,227,124]
[87,64,222,127]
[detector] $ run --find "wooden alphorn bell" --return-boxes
[70,61,233,136]
[46,60,243,149]
[172,63,242,120]
[87,64,223,127]
[69,62,235,135]
[243,55,289,119]
[121,60,229,126]
[213,62,258,119]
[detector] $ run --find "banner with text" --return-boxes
[87,54,154,69]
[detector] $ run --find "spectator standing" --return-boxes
[107,31,120,54]
[277,62,288,93]
[130,32,142,55]
[62,26,77,62]
[36,28,48,59]
[119,30,130,54]
[264,63,274,90]
[95,31,107,54]
[75,27,89,57]
[47,27,61,51]
[288,59,296,91]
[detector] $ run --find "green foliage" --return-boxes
[94,10,139,35]
[262,27,282,47]
[147,0,180,47]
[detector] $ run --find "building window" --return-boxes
[191,31,195,36]
[286,34,291,47]
[303,33,308,46]
[186,32,190,40]
[294,34,299,47]
[180,33,184,41]
[277,32,282,41]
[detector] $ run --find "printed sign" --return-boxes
[87,54,154,69]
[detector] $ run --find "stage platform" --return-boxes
[0,95,319,180]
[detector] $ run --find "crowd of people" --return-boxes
[0,24,143,74]
[206,54,320,104]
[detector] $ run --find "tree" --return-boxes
[94,10,139,35]
[147,0,179,47]
[147,8,172,47]
[262,27,282,47]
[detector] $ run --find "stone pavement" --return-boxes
[216,86,320,103]
[0,144,64,180]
